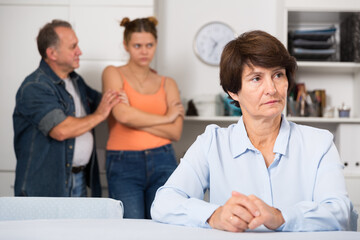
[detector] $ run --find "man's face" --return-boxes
[53,27,82,73]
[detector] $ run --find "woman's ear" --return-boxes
[227,91,239,102]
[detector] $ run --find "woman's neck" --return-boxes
[127,62,151,85]
[127,61,149,73]
[243,114,282,149]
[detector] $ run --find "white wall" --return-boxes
[155,0,283,160]
[155,0,281,101]
[0,0,282,195]
[0,0,283,195]
[0,0,154,196]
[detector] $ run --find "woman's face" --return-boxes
[124,32,157,67]
[229,64,288,120]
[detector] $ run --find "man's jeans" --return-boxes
[70,170,87,197]
[106,144,177,219]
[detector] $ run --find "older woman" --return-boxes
[151,30,357,232]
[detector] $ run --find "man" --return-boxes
[13,19,120,197]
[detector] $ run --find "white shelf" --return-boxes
[185,116,240,122]
[185,116,360,124]
[287,116,360,123]
[344,170,360,178]
[297,61,360,73]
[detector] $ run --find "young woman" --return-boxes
[102,17,184,219]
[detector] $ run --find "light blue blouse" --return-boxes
[151,116,358,231]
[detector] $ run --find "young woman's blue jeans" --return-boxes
[106,144,177,219]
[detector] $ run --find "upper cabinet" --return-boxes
[282,0,360,123]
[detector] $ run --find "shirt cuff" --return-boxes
[187,199,220,228]
[38,108,67,136]
[276,205,300,231]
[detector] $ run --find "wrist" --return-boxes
[207,206,221,229]
[92,111,106,125]
[207,214,214,228]
[165,113,173,123]
[273,208,285,230]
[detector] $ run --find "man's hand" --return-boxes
[117,89,129,106]
[49,89,121,141]
[94,89,121,120]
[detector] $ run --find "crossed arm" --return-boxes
[101,66,184,141]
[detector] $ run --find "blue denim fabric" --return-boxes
[13,59,102,197]
[70,171,87,197]
[106,144,177,219]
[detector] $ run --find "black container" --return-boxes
[340,13,360,62]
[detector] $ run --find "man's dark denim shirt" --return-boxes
[13,59,102,197]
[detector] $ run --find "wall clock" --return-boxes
[194,21,236,66]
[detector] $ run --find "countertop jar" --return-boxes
[338,103,350,118]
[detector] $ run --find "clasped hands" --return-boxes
[207,191,285,232]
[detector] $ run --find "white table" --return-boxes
[0,218,359,240]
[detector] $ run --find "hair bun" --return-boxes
[120,17,130,27]
[147,17,158,26]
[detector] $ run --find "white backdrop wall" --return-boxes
[155,0,281,101]
[0,0,283,196]
[0,0,154,196]
[155,0,283,160]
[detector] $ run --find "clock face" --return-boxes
[194,22,236,66]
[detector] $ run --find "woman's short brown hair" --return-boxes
[220,30,297,107]
[120,17,158,44]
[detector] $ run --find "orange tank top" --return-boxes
[106,73,171,151]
